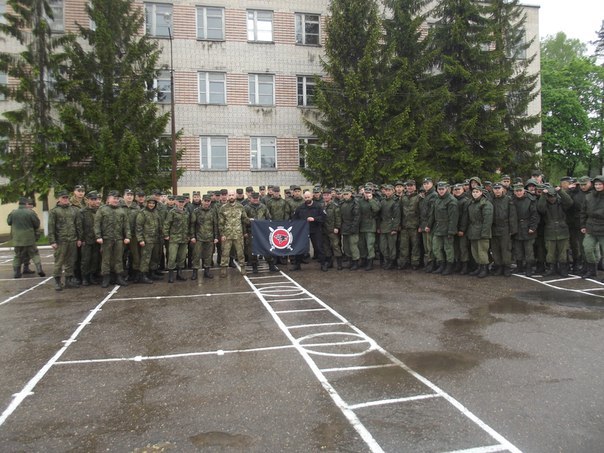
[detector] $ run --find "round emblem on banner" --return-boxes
[269,226,293,250]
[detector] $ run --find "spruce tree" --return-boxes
[429,0,508,181]
[0,0,69,202]
[302,0,393,186]
[55,0,175,195]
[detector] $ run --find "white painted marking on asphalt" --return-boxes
[274,308,328,314]
[0,286,120,428]
[348,394,440,410]
[514,273,604,300]
[287,322,346,329]
[268,297,315,303]
[54,344,296,365]
[320,364,397,373]
[110,291,254,302]
[0,277,52,307]
[542,276,581,283]
[442,445,509,453]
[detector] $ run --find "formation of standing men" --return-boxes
[7,173,604,288]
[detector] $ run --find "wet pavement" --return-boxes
[0,250,603,452]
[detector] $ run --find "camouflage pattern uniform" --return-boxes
[95,202,131,277]
[399,190,421,269]
[190,202,219,272]
[378,191,400,268]
[322,197,342,268]
[244,197,275,272]
[49,200,82,284]
[219,201,249,273]
[7,201,43,277]
[358,192,380,269]
[80,200,101,284]
[136,199,163,277]
[163,203,191,274]
[122,200,141,279]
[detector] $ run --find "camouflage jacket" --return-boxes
[163,207,191,244]
[49,204,82,244]
[358,198,380,233]
[190,206,218,242]
[80,206,99,243]
[219,202,249,238]
[136,207,163,244]
[7,206,40,246]
[323,201,342,232]
[95,204,130,241]
[378,196,400,233]
[121,201,140,236]
[266,197,291,221]
[400,193,420,230]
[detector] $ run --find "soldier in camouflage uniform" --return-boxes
[163,196,191,282]
[512,183,539,277]
[538,185,573,277]
[321,189,342,271]
[452,183,471,274]
[121,189,141,282]
[467,186,493,278]
[245,192,278,273]
[95,191,131,288]
[80,191,101,285]
[7,197,45,278]
[219,190,249,276]
[358,185,380,270]
[419,178,438,272]
[136,197,164,284]
[339,187,361,270]
[490,182,518,277]
[70,185,86,283]
[398,180,421,270]
[428,182,459,275]
[49,190,83,290]
[190,194,219,279]
[287,185,305,213]
[378,185,400,270]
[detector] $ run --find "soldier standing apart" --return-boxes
[80,191,102,285]
[244,192,278,273]
[467,186,493,278]
[321,189,342,271]
[378,184,401,270]
[95,191,131,288]
[398,180,421,270]
[428,182,459,275]
[136,197,164,284]
[7,197,45,278]
[219,189,249,277]
[339,187,361,270]
[358,186,380,271]
[163,196,191,283]
[580,175,604,280]
[49,190,82,290]
[190,194,219,279]
[490,183,518,277]
[512,183,539,277]
[537,185,573,277]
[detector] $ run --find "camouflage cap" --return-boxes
[220,189,228,195]
[124,189,133,195]
[245,186,254,193]
[192,190,200,196]
[176,195,185,202]
[578,176,591,184]
[423,177,433,183]
[145,196,157,203]
[107,190,120,197]
[236,188,243,194]
[452,183,464,190]
[437,181,449,189]
[500,174,511,181]
[251,192,260,198]
[202,194,212,201]
[513,183,525,191]
[292,185,301,191]
[273,186,281,192]
[182,193,190,198]
[383,184,394,190]
[560,176,572,182]
[593,175,604,184]
[394,180,404,186]
[86,191,99,199]
[404,179,416,186]
[492,182,503,189]
[259,185,266,191]
[136,190,145,196]
[525,178,538,187]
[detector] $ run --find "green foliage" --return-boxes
[56,0,178,195]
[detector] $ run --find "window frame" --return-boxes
[0,71,7,101]
[200,136,228,171]
[198,71,226,105]
[247,9,273,42]
[144,2,173,38]
[295,13,320,46]
[47,0,65,33]
[248,73,275,106]
[250,136,276,170]
[298,137,319,169]
[196,5,225,41]
[154,70,172,104]
[297,75,317,107]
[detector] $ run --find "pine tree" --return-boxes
[429,0,508,181]
[0,0,69,202]
[55,0,176,195]
[301,0,393,186]
[488,0,540,176]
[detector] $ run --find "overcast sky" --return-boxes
[537,0,603,49]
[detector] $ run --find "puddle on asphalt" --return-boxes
[396,351,480,374]
[189,432,254,448]
[515,291,604,314]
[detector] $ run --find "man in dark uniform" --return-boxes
[292,190,325,270]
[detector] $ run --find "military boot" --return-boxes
[441,262,454,276]
[13,266,22,279]
[35,263,45,277]
[101,275,111,288]
[336,257,343,270]
[350,260,359,271]
[131,271,141,284]
[176,269,187,281]
[321,260,329,272]
[116,274,129,286]
[54,277,63,291]
[424,261,434,273]
[203,267,214,279]
[327,257,334,269]
[268,263,278,273]
[432,262,444,274]
[582,263,597,279]
[291,262,301,271]
[81,274,90,286]
[140,273,154,284]
[220,267,227,277]
[191,269,198,280]
[168,270,175,283]
[543,263,557,277]
[240,266,246,276]
[365,259,373,271]
[525,262,534,277]
[22,264,35,274]
[477,264,488,278]
[559,262,569,278]
[516,261,525,274]
[229,257,237,268]
[503,266,512,277]
[65,276,80,289]
[460,262,469,275]
[453,261,462,273]
[90,273,100,285]
[150,271,163,280]
[491,265,503,276]
[252,263,259,274]
[535,261,545,274]
[468,264,481,276]
[359,258,366,269]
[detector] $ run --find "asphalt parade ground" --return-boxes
[0,250,603,452]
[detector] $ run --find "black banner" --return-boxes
[251,220,309,257]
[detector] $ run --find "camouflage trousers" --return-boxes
[398,228,421,266]
[13,245,41,269]
[124,241,141,272]
[100,239,124,275]
[140,242,161,273]
[322,232,342,258]
[453,235,470,263]
[167,242,188,270]
[545,238,569,264]
[53,242,78,277]
[358,232,376,260]
[582,234,604,264]
[342,234,360,261]
[221,237,244,267]
[491,235,512,266]
[81,242,101,276]
[470,239,490,265]
[379,232,397,261]
[192,241,214,269]
[422,231,434,263]
[513,238,535,263]
[432,234,455,263]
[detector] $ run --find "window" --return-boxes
[297,76,316,107]
[145,3,172,37]
[295,13,320,45]
[198,72,226,104]
[506,29,527,60]
[248,74,274,106]
[0,71,7,101]
[200,136,227,170]
[48,0,64,33]
[247,10,272,42]
[298,137,318,168]
[197,6,224,40]
[251,137,276,170]
[154,70,171,103]
[0,0,6,25]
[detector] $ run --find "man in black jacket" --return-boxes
[292,191,326,270]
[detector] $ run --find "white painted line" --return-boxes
[582,287,604,291]
[253,281,294,286]
[55,344,296,365]
[514,274,604,300]
[0,277,52,307]
[348,394,440,410]
[302,339,370,348]
[110,291,254,302]
[274,308,328,314]
[543,276,581,283]
[0,286,120,428]
[244,275,386,453]
[268,298,315,303]
[441,445,509,453]
[247,274,285,280]
[287,322,346,329]
[0,276,47,282]
[321,364,397,373]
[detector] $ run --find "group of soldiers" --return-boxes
[8,171,604,289]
